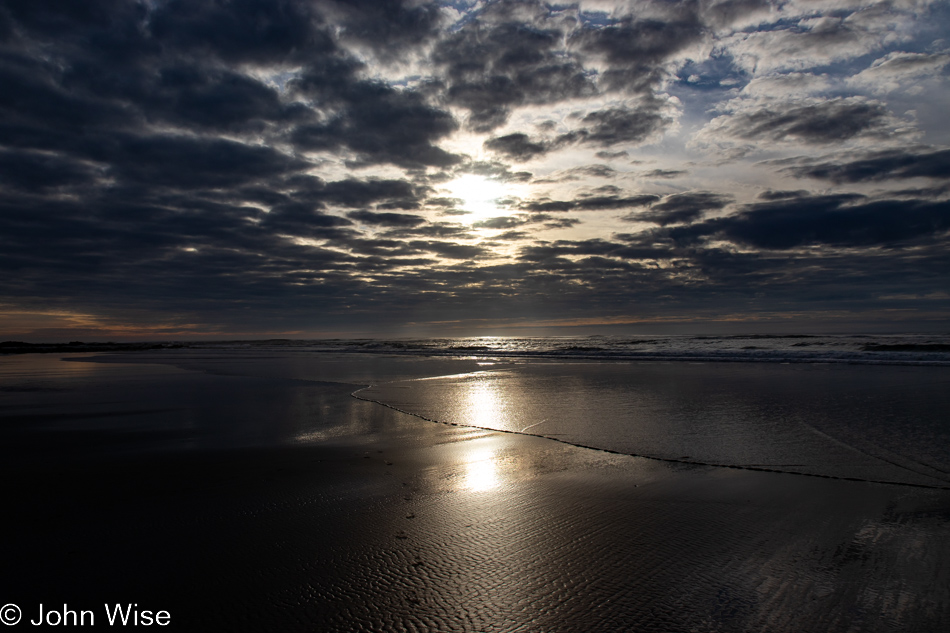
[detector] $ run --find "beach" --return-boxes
[2,350,949,632]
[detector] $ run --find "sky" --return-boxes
[1,0,949,340]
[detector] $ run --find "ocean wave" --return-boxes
[7,334,950,366]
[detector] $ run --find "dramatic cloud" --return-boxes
[574,101,673,145]
[432,3,596,131]
[326,0,445,53]
[0,0,948,337]
[484,133,551,160]
[626,192,733,225]
[571,5,706,92]
[289,77,462,168]
[347,211,427,228]
[640,169,687,179]
[665,194,950,250]
[782,148,950,183]
[484,98,673,160]
[520,193,659,213]
[696,97,914,152]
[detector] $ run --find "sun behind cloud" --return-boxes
[444,175,513,220]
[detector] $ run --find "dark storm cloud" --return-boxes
[588,185,623,196]
[424,197,461,209]
[626,192,733,225]
[886,185,950,199]
[642,169,687,179]
[0,59,139,152]
[289,77,461,168]
[108,134,308,189]
[484,133,550,160]
[325,0,444,54]
[463,160,533,182]
[572,9,704,65]
[576,194,660,211]
[471,213,571,230]
[5,0,461,170]
[492,230,530,240]
[571,8,706,92]
[783,148,950,183]
[758,190,810,201]
[123,65,302,134]
[472,216,531,230]
[531,164,617,182]
[564,165,617,179]
[408,240,489,260]
[0,187,357,294]
[519,199,577,212]
[570,102,672,146]
[383,222,474,240]
[485,102,671,163]
[317,178,419,208]
[665,194,950,249]
[520,194,658,213]
[700,0,772,28]
[224,174,422,213]
[341,238,426,258]
[544,217,582,229]
[431,6,596,130]
[347,210,427,228]
[261,202,356,239]
[517,238,672,263]
[715,99,897,144]
[0,149,101,192]
[147,0,334,64]
[1,0,153,54]
[0,45,300,142]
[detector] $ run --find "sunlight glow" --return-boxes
[445,175,510,219]
[463,445,500,492]
[457,377,510,492]
[465,377,509,429]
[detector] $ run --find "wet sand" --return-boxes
[2,352,949,632]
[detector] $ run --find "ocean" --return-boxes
[145,332,950,365]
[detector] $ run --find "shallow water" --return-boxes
[0,352,454,458]
[360,361,950,488]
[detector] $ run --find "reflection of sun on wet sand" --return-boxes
[462,444,501,492]
[2,351,949,632]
